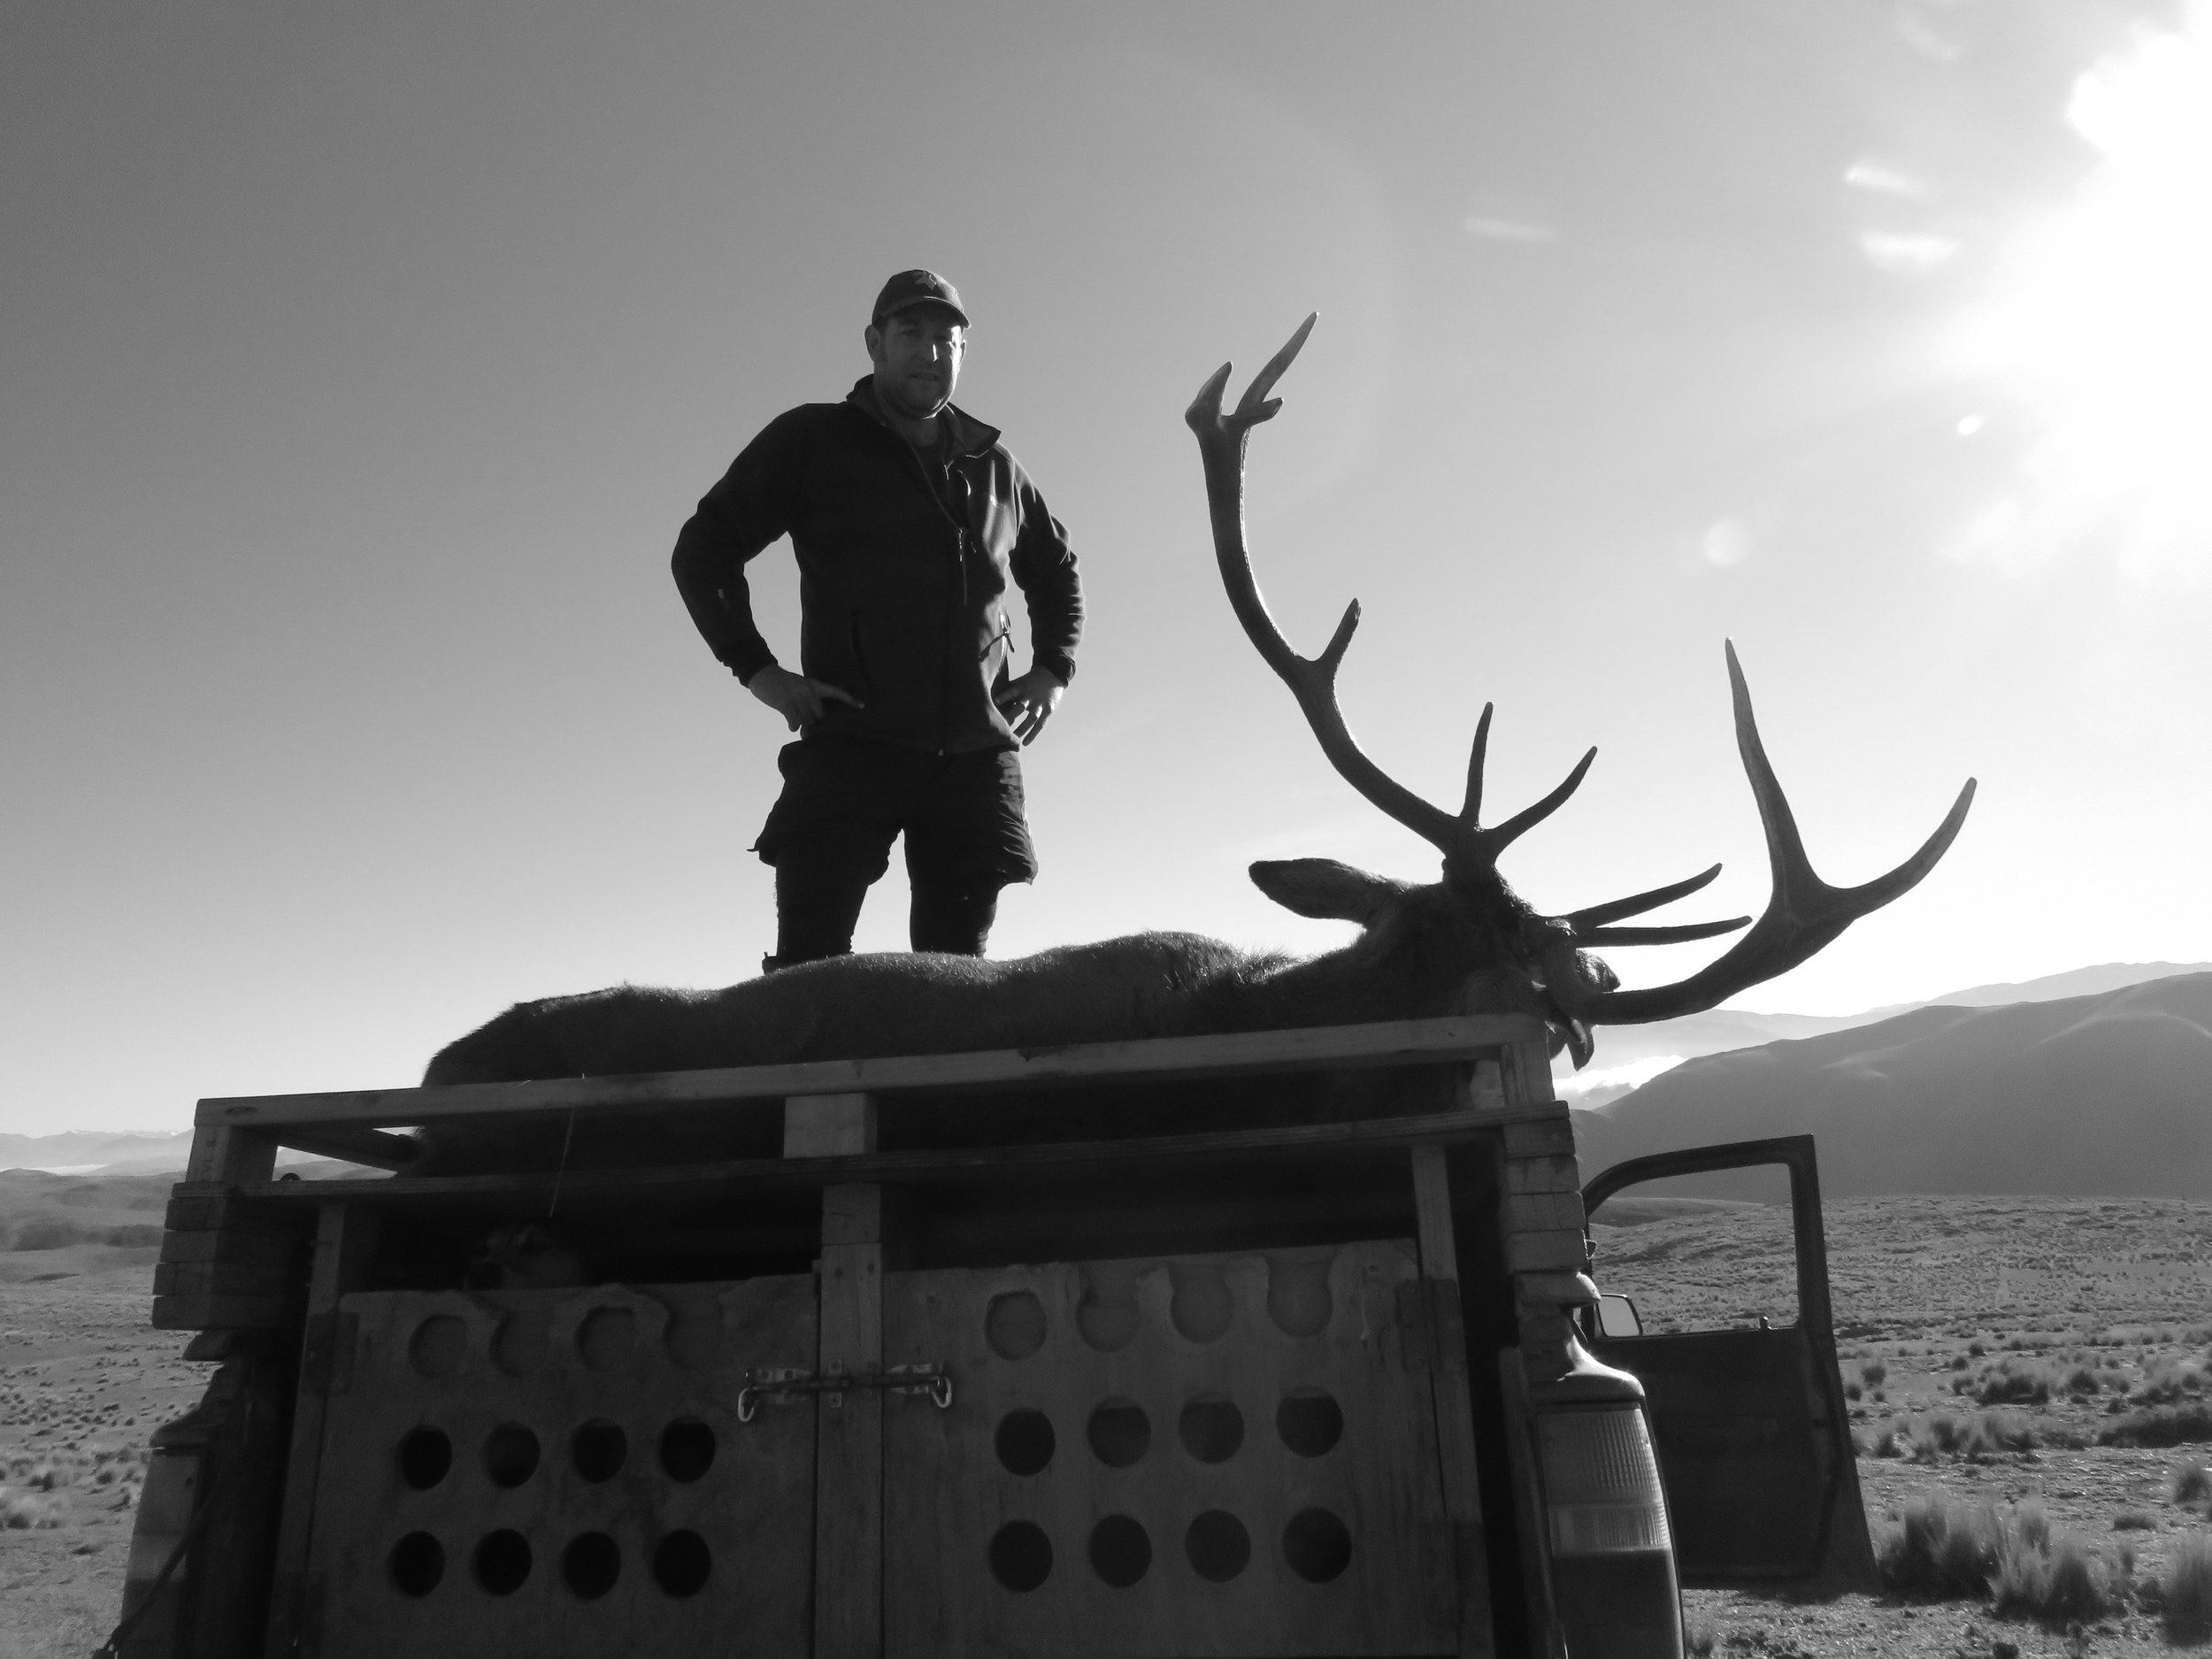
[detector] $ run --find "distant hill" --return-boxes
[1574,972,2212,1197]
[0,1130,194,1175]
[1561,961,2212,1102]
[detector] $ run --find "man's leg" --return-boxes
[753,738,904,970]
[908,878,1002,956]
[903,748,1038,956]
[773,833,892,965]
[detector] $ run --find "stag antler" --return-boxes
[1185,316,1614,873]
[1188,317,1978,1025]
[1553,643,1977,1023]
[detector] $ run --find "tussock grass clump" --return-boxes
[2100,1403,2212,1448]
[2135,1360,2208,1405]
[1682,1611,1717,1655]
[1879,1493,2004,1597]
[2163,1532,2212,1642]
[2114,1508,2158,1531]
[2175,1464,2212,1505]
[1959,1357,2061,1406]
[1860,1359,1889,1387]
[1859,1421,1904,1458]
[1909,1409,2041,1459]
[1884,1497,2122,1630]
[0,1487,63,1530]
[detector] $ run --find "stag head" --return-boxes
[1187,316,1977,1066]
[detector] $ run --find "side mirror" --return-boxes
[1594,1293,1644,1340]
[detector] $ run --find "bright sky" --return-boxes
[5,1,2209,1134]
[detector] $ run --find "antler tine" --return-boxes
[1480,745,1598,856]
[1232,311,1317,428]
[1188,318,1463,852]
[1579,918,1751,947]
[1555,642,1978,1025]
[1564,864,1725,930]
[1459,705,1493,824]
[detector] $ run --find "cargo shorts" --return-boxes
[751,733,1039,889]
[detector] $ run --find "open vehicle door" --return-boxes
[1581,1134,1878,1594]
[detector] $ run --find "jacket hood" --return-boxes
[846,376,1001,457]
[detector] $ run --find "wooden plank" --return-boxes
[1503,1228,1589,1275]
[163,1193,296,1235]
[159,1228,298,1267]
[185,1125,277,1185]
[177,1102,1562,1211]
[152,1258,293,1299]
[1411,1147,1496,1659]
[194,1013,1547,1134]
[785,1091,877,1158]
[1503,1155,1581,1196]
[264,1202,379,1658]
[815,1182,884,1659]
[150,1294,293,1332]
[1502,1038,1557,1107]
[1501,1112,1576,1161]
[265,1124,419,1171]
[1504,1192,1586,1234]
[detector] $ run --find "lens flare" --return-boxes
[1947,4,2212,580]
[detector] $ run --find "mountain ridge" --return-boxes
[1576,971,2212,1197]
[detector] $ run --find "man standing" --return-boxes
[672,271,1083,971]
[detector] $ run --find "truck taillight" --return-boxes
[1537,1404,1671,1556]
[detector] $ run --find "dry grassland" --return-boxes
[1598,1194,2212,1657]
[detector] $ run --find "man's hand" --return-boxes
[747,664,864,732]
[995,666,1064,745]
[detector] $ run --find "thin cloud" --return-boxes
[1845,157,1933,199]
[1893,6,1966,63]
[1463,214,1557,244]
[1556,1054,1684,1101]
[1861,231,1961,275]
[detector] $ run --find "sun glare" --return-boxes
[1948,4,2212,580]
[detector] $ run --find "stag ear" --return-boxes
[1248,859,1408,926]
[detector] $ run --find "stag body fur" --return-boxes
[413,865,1568,1174]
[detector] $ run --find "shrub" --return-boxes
[1879,1492,2003,1597]
[0,1489,62,1531]
[1846,1381,1863,1401]
[7,1218,85,1251]
[2165,1533,2212,1642]
[2136,1361,2208,1405]
[1993,1525,2117,1629]
[1911,1409,2040,1459]
[1862,1360,1889,1386]
[2176,1464,2212,1505]
[2114,1509,2157,1531]
[2100,1404,2212,1448]
[1971,1358,2057,1406]
[1683,1611,1717,1655]
[2064,1363,2102,1394]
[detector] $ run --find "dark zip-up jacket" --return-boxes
[672,378,1083,755]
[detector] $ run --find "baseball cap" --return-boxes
[872,269,969,326]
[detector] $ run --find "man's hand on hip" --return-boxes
[747,664,864,733]
[995,667,1064,745]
